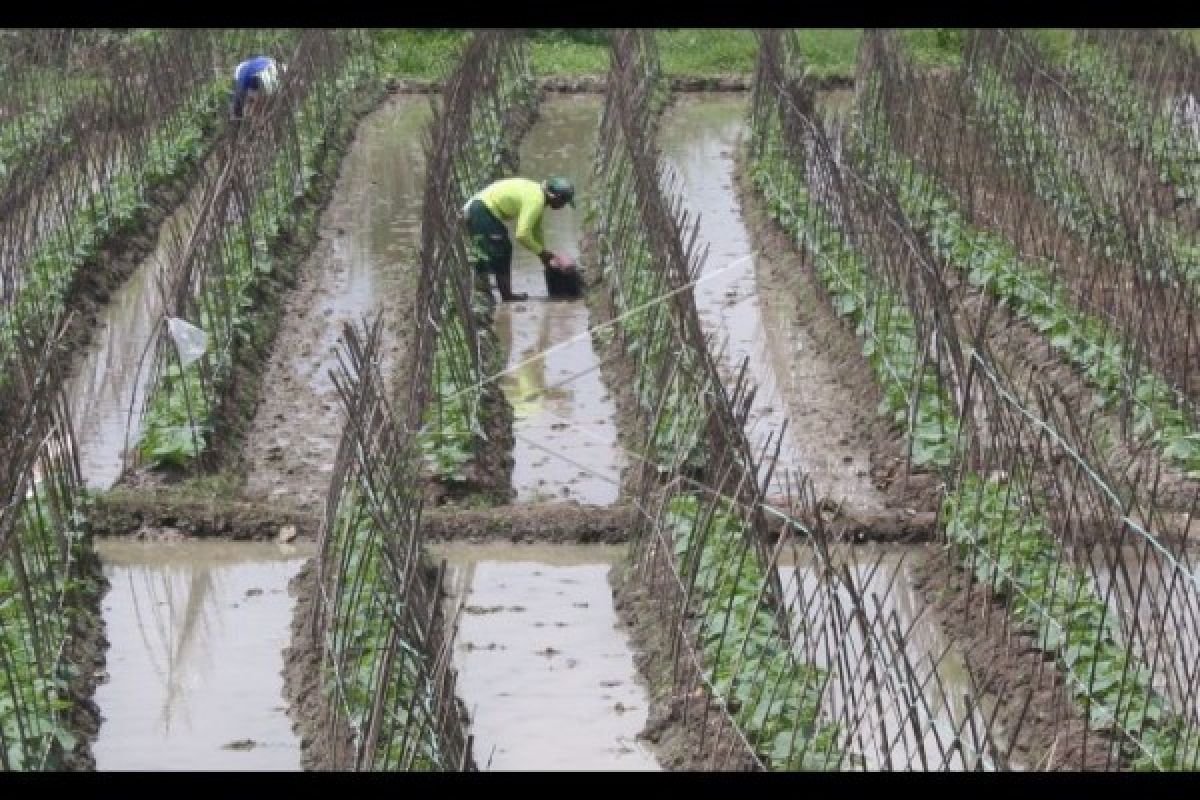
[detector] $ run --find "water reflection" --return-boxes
[93,540,311,771]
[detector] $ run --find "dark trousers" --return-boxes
[465,198,512,278]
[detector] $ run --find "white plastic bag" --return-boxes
[166,317,208,367]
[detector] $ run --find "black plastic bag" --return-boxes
[544,266,583,298]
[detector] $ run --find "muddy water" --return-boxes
[432,543,660,770]
[243,94,431,512]
[92,540,315,770]
[657,94,884,508]
[495,95,623,506]
[67,158,219,489]
[778,546,1001,770]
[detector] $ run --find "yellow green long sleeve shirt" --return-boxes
[477,178,547,256]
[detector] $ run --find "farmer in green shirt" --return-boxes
[463,176,577,302]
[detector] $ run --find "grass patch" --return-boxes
[374,29,470,79]
[528,31,610,75]
[792,29,863,79]
[1027,28,1077,64]
[657,29,758,75]
[898,28,965,67]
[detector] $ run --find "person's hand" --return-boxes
[547,253,577,272]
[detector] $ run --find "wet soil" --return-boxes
[281,558,353,771]
[913,553,1126,770]
[88,487,320,542]
[60,547,110,772]
[238,94,429,513]
[659,94,890,509]
[90,484,951,547]
[422,503,636,544]
[611,558,761,770]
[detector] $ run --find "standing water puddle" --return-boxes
[658,94,883,508]
[67,157,219,489]
[92,540,314,770]
[434,543,659,770]
[495,95,622,505]
[243,94,431,511]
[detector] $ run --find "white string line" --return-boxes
[492,284,1193,768]
[486,268,1185,766]
[970,350,1200,590]
[438,251,756,406]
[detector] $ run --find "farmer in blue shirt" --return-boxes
[230,56,282,120]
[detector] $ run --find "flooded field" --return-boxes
[434,543,659,770]
[242,94,431,512]
[496,94,623,506]
[92,540,314,770]
[67,158,220,489]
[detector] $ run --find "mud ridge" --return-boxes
[611,559,759,770]
[283,559,353,770]
[732,149,945,513]
[913,553,1127,770]
[62,547,110,771]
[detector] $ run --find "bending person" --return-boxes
[463,176,576,303]
[230,55,283,121]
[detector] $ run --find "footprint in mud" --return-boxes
[222,739,257,751]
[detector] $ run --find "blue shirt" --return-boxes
[231,56,275,117]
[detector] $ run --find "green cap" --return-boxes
[545,176,576,208]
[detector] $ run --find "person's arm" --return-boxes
[514,198,548,259]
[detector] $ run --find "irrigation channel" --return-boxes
[87,94,431,769]
[67,156,220,490]
[444,94,658,770]
[655,93,994,769]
